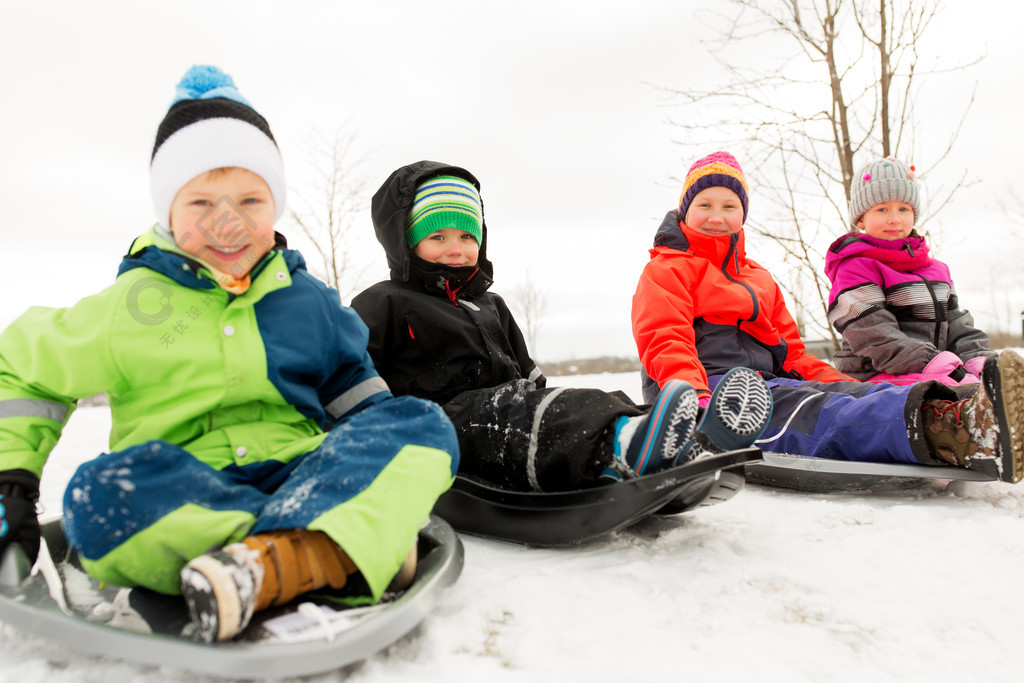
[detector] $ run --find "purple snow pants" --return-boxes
[720,376,957,465]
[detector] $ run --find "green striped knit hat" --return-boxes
[406,175,483,248]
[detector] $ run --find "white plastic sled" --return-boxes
[746,452,998,493]
[0,514,463,679]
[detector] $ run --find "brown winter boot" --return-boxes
[921,350,1024,483]
[181,529,359,642]
[921,399,984,466]
[239,529,360,611]
[181,530,419,642]
[247,531,418,601]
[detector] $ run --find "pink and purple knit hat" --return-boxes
[678,151,750,224]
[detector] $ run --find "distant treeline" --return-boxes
[541,356,643,377]
[542,342,834,377]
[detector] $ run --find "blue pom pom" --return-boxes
[177,65,235,94]
[170,65,251,107]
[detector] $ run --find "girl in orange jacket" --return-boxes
[630,152,1024,483]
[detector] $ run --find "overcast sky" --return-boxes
[2,1,1022,362]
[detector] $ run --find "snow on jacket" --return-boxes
[0,228,390,478]
[824,232,990,380]
[632,210,850,400]
[351,160,544,405]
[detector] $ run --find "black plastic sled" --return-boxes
[746,451,999,493]
[0,515,463,679]
[432,448,762,547]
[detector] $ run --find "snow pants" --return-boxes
[716,374,957,464]
[62,396,458,598]
[443,379,644,492]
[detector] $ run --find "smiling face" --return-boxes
[683,186,744,236]
[168,167,276,277]
[412,227,480,267]
[856,200,916,241]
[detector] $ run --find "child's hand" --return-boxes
[0,471,41,565]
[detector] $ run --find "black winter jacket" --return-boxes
[351,161,545,405]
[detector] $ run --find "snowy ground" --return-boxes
[2,372,1023,683]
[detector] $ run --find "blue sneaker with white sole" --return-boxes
[675,367,772,465]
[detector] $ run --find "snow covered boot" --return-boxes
[676,367,773,464]
[921,349,1024,483]
[601,380,699,482]
[181,529,360,642]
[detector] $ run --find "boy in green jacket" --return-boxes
[0,66,458,642]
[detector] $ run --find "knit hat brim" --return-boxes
[151,117,286,230]
[406,210,482,249]
[678,154,750,224]
[406,176,483,248]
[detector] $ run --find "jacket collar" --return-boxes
[652,209,748,273]
[825,231,932,278]
[118,226,303,293]
[408,255,493,303]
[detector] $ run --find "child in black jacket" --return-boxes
[351,161,772,492]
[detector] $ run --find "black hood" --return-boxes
[370,160,494,285]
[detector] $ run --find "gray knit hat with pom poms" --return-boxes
[848,157,920,227]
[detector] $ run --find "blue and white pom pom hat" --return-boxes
[150,65,286,230]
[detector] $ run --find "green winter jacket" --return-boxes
[0,228,391,478]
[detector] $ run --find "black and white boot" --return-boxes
[676,367,773,465]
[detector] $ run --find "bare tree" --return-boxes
[659,0,978,346]
[511,270,550,357]
[288,129,375,304]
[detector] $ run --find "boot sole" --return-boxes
[388,541,418,593]
[681,367,773,461]
[181,554,245,642]
[981,350,1024,483]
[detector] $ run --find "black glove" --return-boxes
[0,469,41,565]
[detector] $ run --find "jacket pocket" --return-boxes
[403,311,442,354]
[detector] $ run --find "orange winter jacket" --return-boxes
[632,211,851,400]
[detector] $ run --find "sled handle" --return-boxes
[0,544,31,587]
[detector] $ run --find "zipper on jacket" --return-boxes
[443,268,480,305]
[720,234,759,322]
